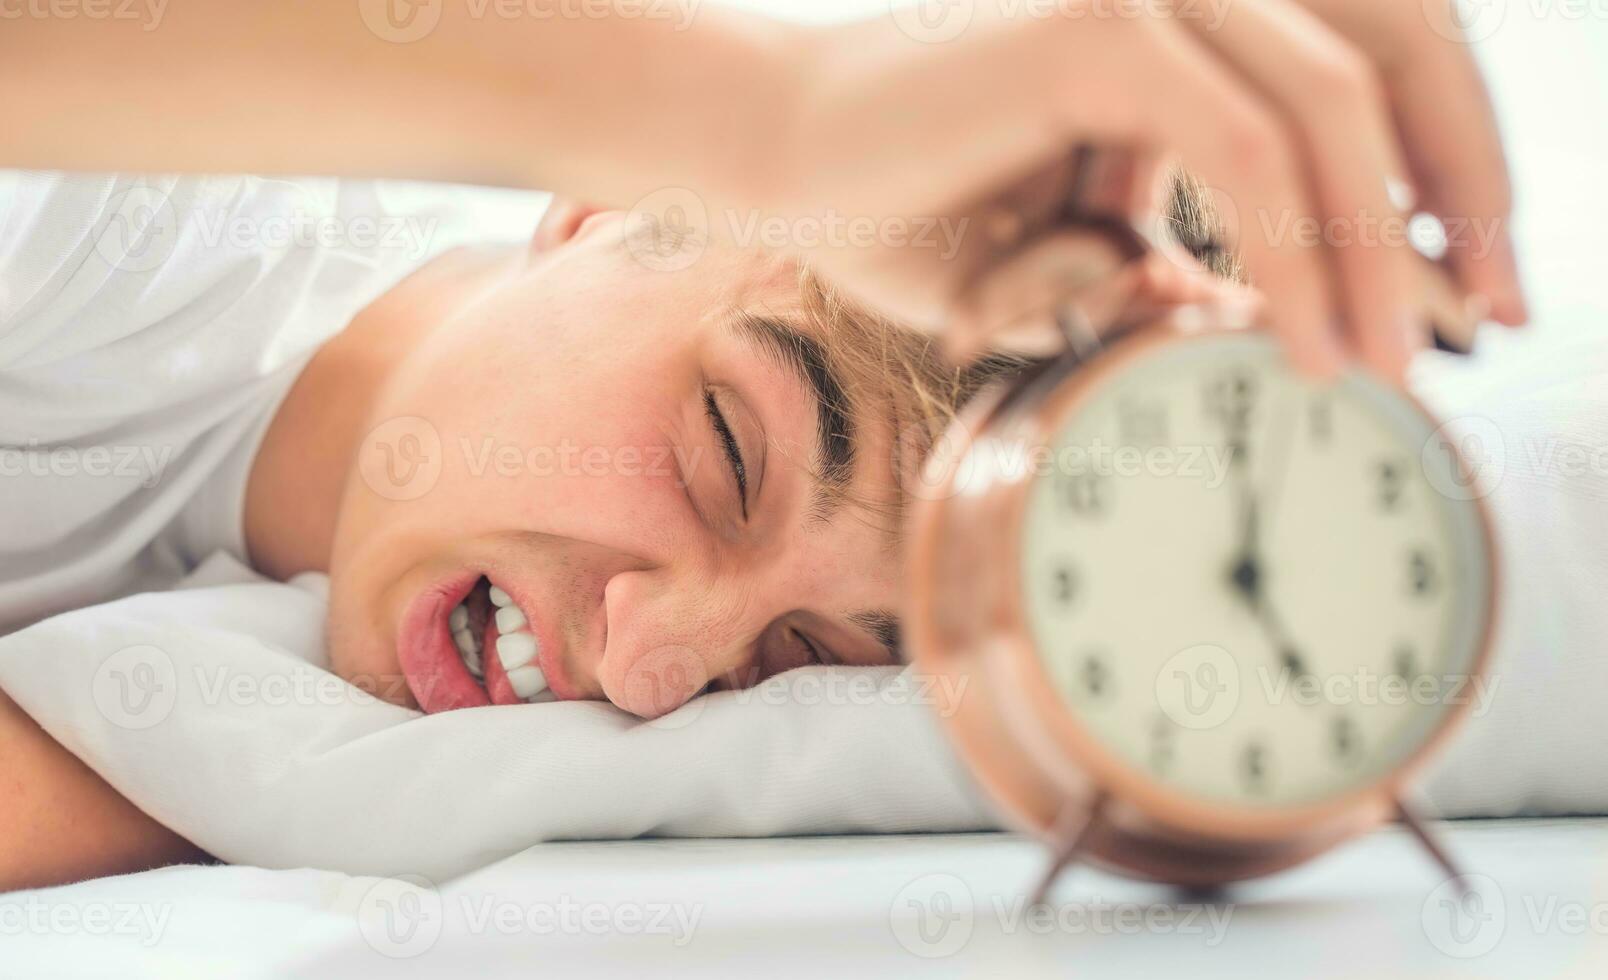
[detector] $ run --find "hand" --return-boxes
[771,0,1524,382]
[0,0,1523,382]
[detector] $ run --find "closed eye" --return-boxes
[705,388,748,519]
[793,628,830,667]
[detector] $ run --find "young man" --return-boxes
[0,167,1240,889]
[1,0,1518,889]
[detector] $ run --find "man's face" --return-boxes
[324,207,905,718]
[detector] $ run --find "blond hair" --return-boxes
[784,169,1236,537]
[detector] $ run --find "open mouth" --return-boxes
[397,572,560,714]
[449,576,556,704]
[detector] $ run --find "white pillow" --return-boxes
[0,552,992,880]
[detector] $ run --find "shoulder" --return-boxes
[0,172,306,370]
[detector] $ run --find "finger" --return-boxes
[1079,15,1346,377]
[1134,251,1264,311]
[1387,10,1526,325]
[949,208,1266,360]
[1177,0,1422,383]
[1418,257,1487,355]
[950,227,1137,360]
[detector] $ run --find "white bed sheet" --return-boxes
[6,818,1607,979]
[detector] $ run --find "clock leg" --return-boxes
[1396,797,1470,896]
[1029,793,1107,907]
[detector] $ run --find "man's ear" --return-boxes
[530,199,613,256]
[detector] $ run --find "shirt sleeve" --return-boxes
[0,170,125,369]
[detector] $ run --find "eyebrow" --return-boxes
[725,313,905,663]
[727,313,856,520]
[849,609,904,662]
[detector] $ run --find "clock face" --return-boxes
[1020,333,1491,809]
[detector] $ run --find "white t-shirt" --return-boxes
[0,171,549,635]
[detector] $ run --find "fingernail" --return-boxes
[1486,232,1529,326]
[1386,177,1418,214]
[1208,295,1261,331]
[1502,287,1530,327]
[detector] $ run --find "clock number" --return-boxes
[1205,367,1258,433]
[1079,651,1111,701]
[1331,715,1361,766]
[1408,549,1439,598]
[1226,435,1251,473]
[1391,643,1420,681]
[1240,739,1269,796]
[1061,473,1109,517]
[1376,457,1408,512]
[1118,396,1169,448]
[1149,713,1175,775]
[1308,396,1333,447]
[1050,563,1078,608]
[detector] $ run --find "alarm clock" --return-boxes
[905,217,1497,898]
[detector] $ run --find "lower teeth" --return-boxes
[450,601,485,679]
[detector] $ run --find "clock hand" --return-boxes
[1226,494,1311,680]
[1226,464,1260,605]
[1253,392,1312,680]
[1250,589,1311,681]
[1223,400,1311,680]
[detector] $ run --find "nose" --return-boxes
[597,564,768,719]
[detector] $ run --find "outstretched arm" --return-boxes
[0,688,207,892]
[0,1,796,208]
[0,2,1524,420]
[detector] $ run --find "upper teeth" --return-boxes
[495,604,525,633]
[450,581,552,704]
